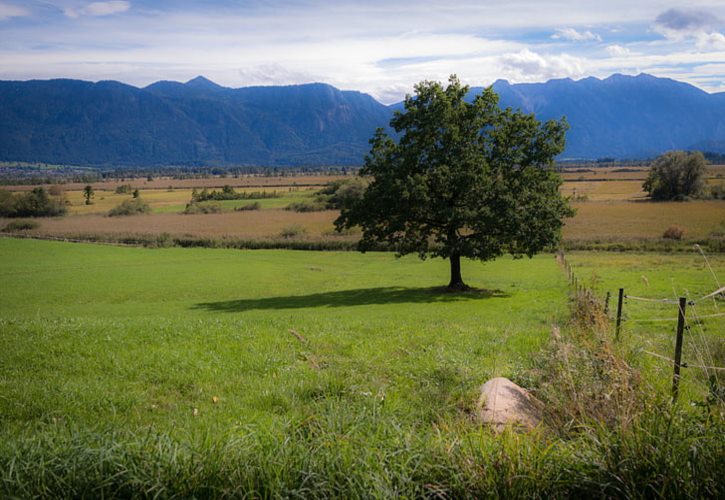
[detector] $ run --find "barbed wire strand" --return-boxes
[686,301,720,380]
[625,295,679,304]
[694,243,721,311]
[639,349,725,372]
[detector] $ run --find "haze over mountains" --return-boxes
[0,73,723,167]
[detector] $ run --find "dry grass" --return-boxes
[561,179,648,201]
[3,168,724,245]
[6,175,346,192]
[7,199,722,245]
[563,200,724,240]
[5,209,348,240]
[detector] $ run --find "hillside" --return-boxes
[0,74,724,166]
[0,77,390,166]
[488,74,725,159]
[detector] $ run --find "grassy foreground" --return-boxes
[0,239,723,497]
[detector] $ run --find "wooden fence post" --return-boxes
[615,288,624,340]
[604,291,611,316]
[672,297,687,403]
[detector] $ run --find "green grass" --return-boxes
[1,239,723,497]
[0,238,567,435]
[153,190,316,213]
[566,251,725,401]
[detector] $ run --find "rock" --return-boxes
[477,377,542,432]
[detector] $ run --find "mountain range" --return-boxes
[0,73,723,166]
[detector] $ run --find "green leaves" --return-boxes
[643,150,708,201]
[337,76,573,283]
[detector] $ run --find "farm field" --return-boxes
[0,238,723,496]
[1,167,724,246]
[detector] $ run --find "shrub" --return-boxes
[234,202,260,211]
[285,200,326,212]
[192,186,279,202]
[279,225,307,238]
[662,225,685,240]
[643,151,708,201]
[108,198,151,217]
[0,187,67,217]
[183,201,225,214]
[315,177,369,209]
[1,219,39,232]
[114,184,133,194]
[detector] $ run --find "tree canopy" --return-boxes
[335,76,574,290]
[643,150,708,201]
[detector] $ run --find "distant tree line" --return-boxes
[0,164,360,186]
[191,186,281,202]
[0,188,67,217]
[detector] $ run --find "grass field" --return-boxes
[1,238,723,497]
[2,168,724,249]
[1,165,724,496]
[566,251,725,400]
[0,238,568,435]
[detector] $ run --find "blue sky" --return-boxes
[1,1,724,103]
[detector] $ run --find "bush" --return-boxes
[662,225,685,240]
[234,202,260,211]
[1,219,40,232]
[108,198,151,217]
[279,225,307,238]
[315,177,369,209]
[285,200,327,212]
[643,151,708,200]
[183,201,225,214]
[191,186,279,202]
[0,187,67,217]
[114,184,133,194]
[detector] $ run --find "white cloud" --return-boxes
[3,1,725,101]
[695,32,725,50]
[606,44,630,57]
[552,28,602,42]
[0,2,28,20]
[498,49,585,82]
[64,1,130,19]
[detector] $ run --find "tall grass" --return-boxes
[1,403,722,498]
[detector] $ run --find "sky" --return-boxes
[0,1,724,103]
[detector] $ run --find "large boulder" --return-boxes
[477,377,543,432]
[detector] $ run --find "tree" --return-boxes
[1,187,66,217]
[83,185,94,205]
[643,151,708,201]
[335,76,574,290]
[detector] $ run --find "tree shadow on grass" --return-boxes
[192,286,509,313]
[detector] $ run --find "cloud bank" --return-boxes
[0,1,724,101]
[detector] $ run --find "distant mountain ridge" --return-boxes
[0,73,723,166]
[487,73,725,159]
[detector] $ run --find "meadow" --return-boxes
[1,165,724,496]
[0,238,723,497]
[2,167,723,251]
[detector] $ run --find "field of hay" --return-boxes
[2,166,722,247]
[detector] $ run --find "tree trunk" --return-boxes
[448,253,468,291]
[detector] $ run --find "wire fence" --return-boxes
[556,248,724,403]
